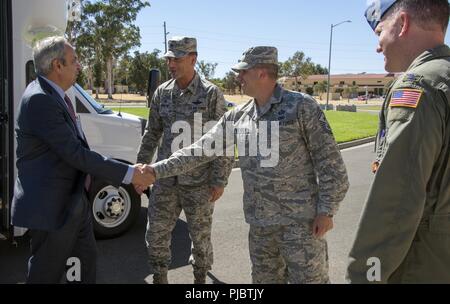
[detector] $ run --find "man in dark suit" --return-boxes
[11,36,154,283]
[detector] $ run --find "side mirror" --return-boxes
[147,69,160,108]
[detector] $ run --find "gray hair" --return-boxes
[388,0,449,33]
[33,36,67,76]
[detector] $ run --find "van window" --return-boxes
[26,60,36,86]
[75,97,90,113]
[74,84,112,115]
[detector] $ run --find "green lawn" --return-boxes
[109,107,149,118]
[325,111,378,143]
[108,106,234,117]
[108,107,378,143]
[356,106,382,111]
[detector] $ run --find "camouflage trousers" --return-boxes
[145,182,214,274]
[249,221,330,284]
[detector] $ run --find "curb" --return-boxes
[338,136,376,150]
[232,136,376,169]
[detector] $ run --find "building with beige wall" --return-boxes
[279,73,397,100]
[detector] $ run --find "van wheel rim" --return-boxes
[92,186,131,228]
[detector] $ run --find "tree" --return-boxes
[343,85,359,101]
[196,61,218,80]
[115,54,132,86]
[128,51,154,95]
[279,61,293,78]
[127,49,169,95]
[66,0,98,90]
[223,71,239,94]
[278,52,328,92]
[93,59,103,99]
[156,54,170,84]
[209,78,225,91]
[313,81,328,100]
[82,0,150,99]
[76,69,88,88]
[66,2,83,45]
[314,64,329,75]
[283,51,316,91]
[78,44,98,90]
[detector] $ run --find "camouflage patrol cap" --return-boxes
[365,0,398,31]
[164,36,197,58]
[231,46,278,72]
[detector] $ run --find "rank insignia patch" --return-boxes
[403,73,422,84]
[390,89,423,108]
[318,111,332,135]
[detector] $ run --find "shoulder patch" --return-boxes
[402,73,423,84]
[390,89,423,109]
[318,111,333,135]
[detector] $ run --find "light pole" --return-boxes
[365,86,369,104]
[326,20,351,110]
[163,22,170,80]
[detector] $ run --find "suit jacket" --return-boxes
[11,76,129,231]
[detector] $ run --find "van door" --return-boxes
[0,0,13,236]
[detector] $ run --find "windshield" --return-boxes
[74,84,113,114]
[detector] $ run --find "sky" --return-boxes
[134,0,450,78]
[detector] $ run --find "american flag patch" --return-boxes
[390,89,423,108]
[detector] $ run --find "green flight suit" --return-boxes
[347,45,450,283]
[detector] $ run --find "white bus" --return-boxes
[0,0,146,240]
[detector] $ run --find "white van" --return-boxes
[0,0,145,240]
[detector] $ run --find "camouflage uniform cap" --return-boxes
[365,0,398,31]
[231,46,278,72]
[164,36,197,58]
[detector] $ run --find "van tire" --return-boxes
[88,179,141,239]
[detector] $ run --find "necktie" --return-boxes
[85,174,91,192]
[64,95,91,191]
[64,95,77,123]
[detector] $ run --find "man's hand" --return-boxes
[312,214,334,238]
[209,186,225,203]
[132,164,155,195]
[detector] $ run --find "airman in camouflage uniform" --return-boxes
[347,0,450,283]
[136,37,233,284]
[148,46,350,283]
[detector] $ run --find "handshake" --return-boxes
[131,164,156,195]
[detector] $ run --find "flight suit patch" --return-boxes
[402,73,423,85]
[389,89,423,109]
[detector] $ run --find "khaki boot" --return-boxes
[153,269,168,284]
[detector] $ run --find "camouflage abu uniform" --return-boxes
[151,47,350,283]
[137,37,233,280]
[347,1,450,283]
